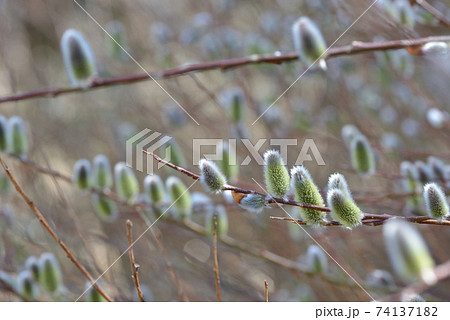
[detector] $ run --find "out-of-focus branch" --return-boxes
[212,217,222,302]
[380,259,450,301]
[0,155,114,302]
[1,35,449,104]
[413,0,450,28]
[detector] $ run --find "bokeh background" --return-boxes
[0,0,449,301]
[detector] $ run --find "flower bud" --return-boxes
[423,183,449,220]
[205,205,229,236]
[114,162,139,201]
[0,115,8,151]
[217,143,239,181]
[365,269,395,289]
[85,281,107,302]
[350,135,375,176]
[72,159,91,190]
[306,245,327,274]
[91,155,113,189]
[327,173,352,200]
[400,161,419,192]
[421,42,449,57]
[164,140,186,167]
[92,194,119,222]
[60,29,97,86]
[199,159,227,193]
[7,116,29,156]
[38,253,62,293]
[220,87,246,123]
[263,150,290,198]
[144,174,165,204]
[292,17,327,69]
[231,191,266,213]
[341,124,361,149]
[383,219,435,283]
[17,270,39,301]
[290,166,325,225]
[415,160,434,184]
[426,108,446,128]
[427,156,447,181]
[166,176,192,219]
[25,256,40,281]
[327,189,363,229]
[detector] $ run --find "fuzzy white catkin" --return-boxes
[199,159,227,193]
[423,183,449,220]
[263,150,290,198]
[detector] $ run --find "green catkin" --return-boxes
[144,174,165,204]
[205,205,229,236]
[60,29,97,86]
[164,140,186,167]
[292,16,327,69]
[72,159,91,190]
[85,282,107,302]
[327,173,352,200]
[199,159,227,193]
[341,124,361,149]
[217,143,239,181]
[290,166,326,225]
[383,219,435,283]
[221,88,246,123]
[233,192,266,213]
[166,176,192,219]
[350,135,375,176]
[263,150,290,198]
[7,116,29,156]
[427,156,447,181]
[17,270,39,301]
[415,160,434,184]
[25,256,40,281]
[306,245,327,274]
[91,155,113,189]
[0,115,8,151]
[114,162,139,201]
[327,189,363,229]
[423,183,449,220]
[92,194,119,222]
[38,253,62,293]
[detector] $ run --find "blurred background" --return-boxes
[0,0,449,301]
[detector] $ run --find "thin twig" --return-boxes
[0,155,114,302]
[413,0,450,28]
[1,36,449,104]
[380,259,450,301]
[145,151,450,227]
[213,216,222,302]
[126,220,145,302]
[264,280,269,302]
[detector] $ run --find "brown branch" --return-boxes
[380,259,450,301]
[126,220,145,302]
[213,216,222,302]
[413,0,450,28]
[1,35,449,104]
[264,280,269,302]
[0,155,114,302]
[145,151,450,227]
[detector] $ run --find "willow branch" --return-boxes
[126,220,145,302]
[145,151,450,227]
[413,0,450,28]
[0,155,114,302]
[213,217,222,302]
[1,35,449,104]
